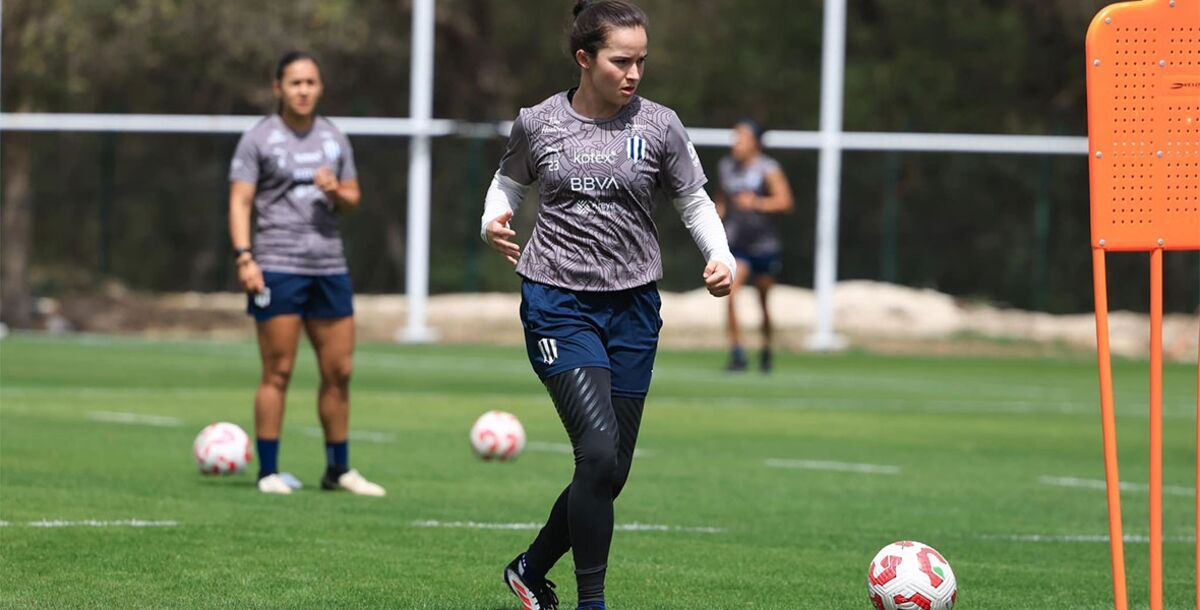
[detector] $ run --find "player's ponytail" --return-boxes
[572,0,595,18]
[568,0,648,59]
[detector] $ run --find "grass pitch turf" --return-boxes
[0,334,1196,608]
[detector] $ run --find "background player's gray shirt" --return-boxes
[498,91,706,292]
[718,154,783,255]
[229,115,357,275]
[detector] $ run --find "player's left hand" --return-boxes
[703,260,732,297]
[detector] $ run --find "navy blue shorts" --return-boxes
[520,280,662,398]
[732,248,782,278]
[246,271,354,322]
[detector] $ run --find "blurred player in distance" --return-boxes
[714,119,794,372]
[227,51,383,497]
[481,1,735,608]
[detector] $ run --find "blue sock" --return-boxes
[576,604,606,610]
[325,441,349,475]
[256,438,279,479]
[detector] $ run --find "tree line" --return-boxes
[3,0,1196,328]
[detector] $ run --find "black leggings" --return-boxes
[525,367,645,604]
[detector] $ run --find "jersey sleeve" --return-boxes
[659,112,707,198]
[229,130,260,184]
[760,155,781,175]
[497,110,536,186]
[337,132,358,181]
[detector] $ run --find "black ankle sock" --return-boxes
[324,464,349,479]
[575,564,606,607]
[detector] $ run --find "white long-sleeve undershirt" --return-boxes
[480,172,530,241]
[673,187,737,278]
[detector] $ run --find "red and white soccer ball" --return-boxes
[470,410,526,461]
[193,422,252,475]
[867,540,957,610]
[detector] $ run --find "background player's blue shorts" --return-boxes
[246,271,354,322]
[731,248,783,278]
[520,280,662,398]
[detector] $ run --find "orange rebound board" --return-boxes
[1087,0,1200,252]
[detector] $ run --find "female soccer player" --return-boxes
[481,2,734,608]
[228,51,383,497]
[714,119,794,373]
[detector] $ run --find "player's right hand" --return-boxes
[237,258,265,295]
[485,209,521,266]
[703,260,733,297]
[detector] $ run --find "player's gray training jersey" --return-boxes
[498,91,706,292]
[718,154,783,256]
[229,115,357,275]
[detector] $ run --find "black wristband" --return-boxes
[233,247,252,259]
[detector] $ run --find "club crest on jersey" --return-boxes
[537,338,558,365]
[626,135,647,163]
[323,140,342,161]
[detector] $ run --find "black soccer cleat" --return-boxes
[725,347,748,372]
[504,553,559,610]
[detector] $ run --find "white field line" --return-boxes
[353,351,1090,403]
[10,337,1190,420]
[411,519,723,534]
[302,427,397,444]
[412,520,541,530]
[4,386,241,398]
[18,519,178,528]
[766,458,901,475]
[1039,475,1195,497]
[524,441,653,458]
[6,383,1185,420]
[980,533,1194,544]
[4,335,1172,409]
[88,411,182,427]
[615,522,724,534]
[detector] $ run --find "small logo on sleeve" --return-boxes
[323,140,342,161]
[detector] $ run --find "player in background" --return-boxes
[714,119,794,373]
[228,51,383,497]
[481,2,734,609]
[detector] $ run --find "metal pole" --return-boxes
[808,0,847,351]
[400,0,437,343]
[462,136,483,292]
[1032,154,1053,311]
[99,133,115,274]
[880,152,900,284]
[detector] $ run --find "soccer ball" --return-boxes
[867,540,957,610]
[193,422,252,475]
[470,410,526,461]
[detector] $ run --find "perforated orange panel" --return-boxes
[1086,0,1200,251]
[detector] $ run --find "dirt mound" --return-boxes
[36,281,1199,360]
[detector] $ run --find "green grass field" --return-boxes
[1,334,1197,609]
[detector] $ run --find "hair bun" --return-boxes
[572,0,595,18]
